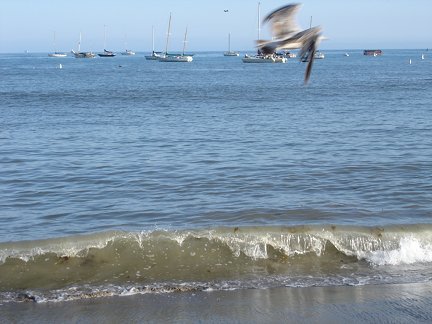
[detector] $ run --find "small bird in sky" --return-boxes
[257,3,323,84]
[224,10,229,12]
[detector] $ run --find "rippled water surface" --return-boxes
[1,50,432,303]
[1,50,432,241]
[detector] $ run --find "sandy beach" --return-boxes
[2,282,432,323]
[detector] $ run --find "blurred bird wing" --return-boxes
[263,3,302,39]
[297,27,322,58]
[297,28,322,84]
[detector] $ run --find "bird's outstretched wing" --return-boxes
[297,28,322,84]
[258,3,323,84]
[263,3,302,39]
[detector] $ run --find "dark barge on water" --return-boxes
[363,49,382,56]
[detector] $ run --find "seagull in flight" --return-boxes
[257,3,323,84]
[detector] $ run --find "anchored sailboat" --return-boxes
[145,26,163,60]
[223,33,239,56]
[243,2,286,63]
[121,35,136,55]
[98,25,116,57]
[71,32,95,58]
[48,32,67,57]
[159,14,193,62]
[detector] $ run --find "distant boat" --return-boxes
[161,54,193,62]
[98,49,116,57]
[121,35,135,55]
[276,50,296,58]
[364,49,382,56]
[314,51,325,59]
[344,53,350,57]
[121,49,136,56]
[48,32,67,57]
[223,33,239,56]
[48,52,67,58]
[159,14,193,63]
[146,51,163,60]
[242,53,287,63]
[72,50,96,58]
[72,33,95,58]
[98,25,116,57]
[145,26,163,60]
[302,50,325,62]
[243,2,286,64]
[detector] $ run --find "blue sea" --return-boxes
[1,49,432,304]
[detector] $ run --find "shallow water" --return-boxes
[2,283,432,323]
[1,50,432,303]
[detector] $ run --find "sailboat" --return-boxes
[242,2,286,63]
[71,32,96,58]
[48,32,67,57]
[301,16,324,61]
[121,35,136,55]
[145,26,163,60]
[223,33,239,56]
[98,25,116,57]
[121,49,136,56]
[159,14,193,62]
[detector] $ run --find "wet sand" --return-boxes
[2,282,432,323]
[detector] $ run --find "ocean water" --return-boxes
[1,50,432,303]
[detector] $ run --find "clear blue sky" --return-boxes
[0,0,431,53]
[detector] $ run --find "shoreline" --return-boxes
[2,282,432,323]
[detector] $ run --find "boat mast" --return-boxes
[103,25,107,49]
[228,32,231,52]
[152,25,155,52]
[257,2,261,55]
[165,13,172,55]
[53,31,57,52]
[78,32,82,52]
[182,26,188,56]
[257,2,261,40]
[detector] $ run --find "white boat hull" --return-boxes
[121,50,135,56]
[242,55,286,63]
[48,53,67,58]
[145,52,163,60]
[224,51,239,57]
[159,55,193,62]
[72,50,96,58]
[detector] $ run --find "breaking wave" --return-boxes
[1,224,432,303]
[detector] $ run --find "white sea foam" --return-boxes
[364,236,432,266]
